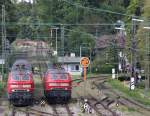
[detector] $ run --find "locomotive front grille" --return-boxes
[10,90,33,99]
[12,89,29,92]
[45,89,71,98]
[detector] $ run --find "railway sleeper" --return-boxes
[94,97,108,106]
[106,99,115,107]
[78,98,104,115]
[101,98,115,107]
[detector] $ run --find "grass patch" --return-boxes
[0,82,3,89]
[107,79,150,106]
[128,107,136,112]
[0,82,5,96]
[112,105,136,112]
[114,105,128,112]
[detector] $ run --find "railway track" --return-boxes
[93,79,150,115]
[64,104,73,116]
[73,75,116,115]
[75,86,105,115]
[9,103,75,116]
[51,105,59,116]
[88,94,119,116]
[10,104,74,116]
[72,74,110,82]
[11,106,30,116]
[79,97,103,115]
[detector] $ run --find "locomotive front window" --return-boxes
[12,75,20,80]
[22,74,29,80]
[51,73,58,80]
[60,73,68,79]
[51,73,68,80]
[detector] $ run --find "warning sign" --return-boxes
[80,57,90,81]
[80,57,90,67]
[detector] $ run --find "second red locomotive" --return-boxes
[7,59,34,106]
[43,68,72,102]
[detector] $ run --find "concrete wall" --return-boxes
[63,64,82,75]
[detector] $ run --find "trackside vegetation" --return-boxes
[0,82,4,96]
[107,79,150,106]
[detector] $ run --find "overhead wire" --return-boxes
[1,22,150,26]
[4,1,150,53]
[61,0,143,19]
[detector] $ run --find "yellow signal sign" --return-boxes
[80,57,90,67]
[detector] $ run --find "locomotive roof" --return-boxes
[12,59,31,71]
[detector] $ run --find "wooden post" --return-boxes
[84,66,87,81]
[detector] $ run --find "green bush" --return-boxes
[0,64,8,74]
[108,79,150,106]
[92,63,113,74]
[0,83,2,89]
[136,81,145,89]
[118,76,130,81]
[0,82,4,96]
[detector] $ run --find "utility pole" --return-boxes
[95,27,98,39]
[145,32,150,89]
[143,26,150,90]
[50,27,59,55]
[115,20,125,76]
[1,5,6,81]
[130,17,144,90]
[61,24,64,66]
[80,45,82,57]
[76,3,78,24]
[89,44,92,74]
[130,16,137,90]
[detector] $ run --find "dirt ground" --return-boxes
[0,75,150,116]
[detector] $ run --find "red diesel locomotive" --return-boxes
[7,59,34,106]
[43,68,72,102]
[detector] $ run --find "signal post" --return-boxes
[80,57,90,98]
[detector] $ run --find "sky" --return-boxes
[15,0,33,3]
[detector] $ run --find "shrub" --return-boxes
[92,63,113,74]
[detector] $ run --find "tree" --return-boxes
[66,27,95,56]
[0,0,17,45]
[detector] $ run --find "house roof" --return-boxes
[15,39,49,48]
[95,34,126,49]
[58,57,82,63]
[95,35,114,49]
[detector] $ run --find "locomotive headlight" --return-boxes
[12,89,16,92]
[10,84,19,88]
[23,84,31,88]
[60,83,69,86]
[49,83,58,86]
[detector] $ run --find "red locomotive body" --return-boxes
[43,69,72,102]
[7,60,34,106]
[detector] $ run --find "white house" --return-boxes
[57,56,82,75]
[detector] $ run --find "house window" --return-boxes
[75,65,79,71]
[71,65,74,70]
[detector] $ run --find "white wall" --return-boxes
[63,64,82,75]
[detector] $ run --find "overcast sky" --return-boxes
[16,0,33,3]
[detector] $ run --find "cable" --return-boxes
[61,0,142,19]
[1,22,150,26]
[64,28,94,38]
